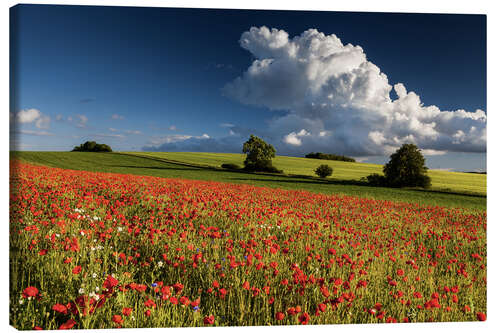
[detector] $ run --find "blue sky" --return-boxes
[10,5,486,171]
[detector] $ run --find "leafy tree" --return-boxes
[315,164,333,178]
[72,141,112,152]
[383,143,431,188]
[242,135,278,172]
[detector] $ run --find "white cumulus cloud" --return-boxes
[75,114,88,128]
[223,26,486,156]
[283,129,311,146]
[11,108,51,129]
[15,109,41,123]
[148,133,210,146]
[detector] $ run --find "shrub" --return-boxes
[383,143,431,188]
[258,165,283,174]
[364,173,387,186]
[242,135,277,172]
[315,164,333,178]
[221,163,240,170]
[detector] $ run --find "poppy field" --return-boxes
[9,161,486,329]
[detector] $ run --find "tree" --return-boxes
[383,143,431,188]
[242,135,278,172]
[315,164,333,178]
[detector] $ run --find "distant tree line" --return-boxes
[305,152,356,163]
[72,141,112,152]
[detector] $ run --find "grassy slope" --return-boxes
[131,152,486,196]
[12,151,485,211]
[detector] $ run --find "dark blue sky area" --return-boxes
[10,5,486,170]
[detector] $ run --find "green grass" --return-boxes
[130,152,486,196]
[11,151,485,211]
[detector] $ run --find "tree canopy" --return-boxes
[72,141,112,152]
[383,143,431,188]
[242,135,278,172]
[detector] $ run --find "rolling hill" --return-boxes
[11,151,486,210]
[130,152,486,196]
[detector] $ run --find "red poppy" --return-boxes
[112,315,123,325]
[144,298,157,308]
[172,283,184,294]
[22,286,39,298]
[298,312,310,325]
[203,315,215,325]
[275,312,285,320]
[72,266,82,275]
[190,298,200,308]
[103,275,119,290]
[59,318,76,330]
[477,312,486,321]
[52,303,68,314]
[122,307,133,316]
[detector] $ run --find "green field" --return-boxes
[11,151,486,211]
[130,152,486,196]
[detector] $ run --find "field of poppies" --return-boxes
[9,161,486,330]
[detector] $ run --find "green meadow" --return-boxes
[130,152,486,196]
[11,151,486,211]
